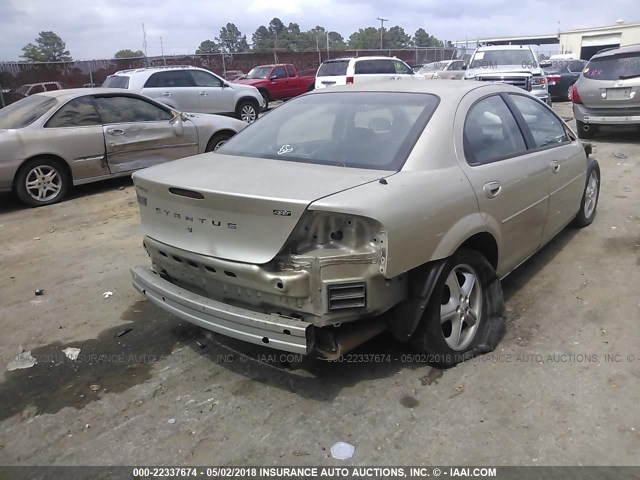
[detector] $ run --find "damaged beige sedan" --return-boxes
[131,81,600,366]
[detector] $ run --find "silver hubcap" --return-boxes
[213,140,227,150]
[584,171,598,218]
[440,264,482,351]
[241,105,257,123]
[25,165,62,202]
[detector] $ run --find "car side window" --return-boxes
[568,60,586,73]
[144,71,195,88]
[190,70,223,87]
[29,85,45,94]
[355,60,396,74]
[394,60,412,74]
[286,65,295,77]
[94,96,173,124]
[450,61,465,70]
[45,96,101,128]
[272,66,286,79]
[508,94,569,148]
[464,95,527,165]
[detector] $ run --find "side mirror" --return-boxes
[462,63,468,70]
[581,141,592,157]
[222,82,230,88]
[270,75,278,80]
[170,113,184,137]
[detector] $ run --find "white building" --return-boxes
[559,21,640,59]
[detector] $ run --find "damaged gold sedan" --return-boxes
[131,81,599,366]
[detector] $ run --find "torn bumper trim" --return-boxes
[131,266,311,354]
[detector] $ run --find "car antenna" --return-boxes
[379,178,388,185]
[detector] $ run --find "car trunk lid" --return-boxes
[133,153,387,264]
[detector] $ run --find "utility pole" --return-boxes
[160,36,166,66]
[326,31,330,59]
[377,17,388,50]
[142,22,148,66]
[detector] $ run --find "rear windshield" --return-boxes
[584,54,640,80]
[317,60,349,77]
[217,92,439,171]
[102,76,130,89]
[0,95,58,129]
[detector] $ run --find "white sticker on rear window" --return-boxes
[474,52,485,60]
[277,144,294,155]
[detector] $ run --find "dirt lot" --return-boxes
[0,102,639,466]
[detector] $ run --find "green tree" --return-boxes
[413,28,443,48]
[386,26,410,49]
[21,31,72,62]
[347,27,380,49]
[251,25,273,52]
[195,40,219,54]
[114,49,144,58]
[216,23,249,53]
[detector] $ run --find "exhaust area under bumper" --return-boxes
[131,266,312,354]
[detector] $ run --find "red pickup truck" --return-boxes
[233,63,315,106]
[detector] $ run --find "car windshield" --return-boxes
[317,60,349,76]
[0,95,58,129]
[102,76,130,88]
[217,92,439,171]
[470,49,535,68]
[584,53,640,80]
[418,62,447,73]
[246,67,271,79]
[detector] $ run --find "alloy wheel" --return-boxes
[584,170,599,219]
[25,165,62,202]
[241,105,257,123]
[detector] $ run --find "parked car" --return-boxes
[314,56,422,89]
[0,90,26,108]
[102,66,265,123]
[571,44,640,138]
[0,88,246,206]
[223,70,246,81]
[464,45,551,106]
[130,80,599,366]
[544,59,587,101]
[16,82,68,96]
[418,60,467,79]
[233,63,315,106]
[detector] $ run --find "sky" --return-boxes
[1,0,638,61]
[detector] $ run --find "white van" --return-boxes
[314,56,422,89]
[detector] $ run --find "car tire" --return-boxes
[236,100,258,124]
[576,120,596,139]
[306,82,315,92]
[565,85,573,102]
[571,160,600,228]
[205,132,233,152]
[14,157,70,207]
[410,248,505,367]
[258,90,270,108]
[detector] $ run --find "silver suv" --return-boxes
[571,44,640,138]
[464,45,551,105]
[103,66,265,123]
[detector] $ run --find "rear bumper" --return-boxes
[131,266,312,354]
[573,103,640,124]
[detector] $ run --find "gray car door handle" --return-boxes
[162,92,172,97]
[550,161,561,173]
[198,91,207,96]
[483,181,502,198]
[107,128,125,136]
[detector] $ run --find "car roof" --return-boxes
[323,56,403,62]
[111,66,207,76]
[476,45,534,51]
[35,87,134,100]
[307,79,504,96]
[592,43,640,59]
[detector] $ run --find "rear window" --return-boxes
[218,92,439,171]
[317,60,349,77]
[0,95,57,129]
[584,53,640,80]
[102,76,130,89]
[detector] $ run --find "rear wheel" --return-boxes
[236,100,258,124]
[410,249,505,367]
[205,132,233,152]
[565,85,573,102]
[576,120,596,139]
[572,160,600,228]
[15,158,70,207]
